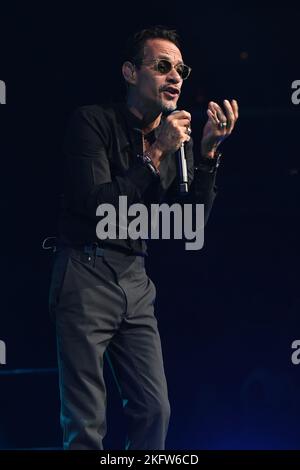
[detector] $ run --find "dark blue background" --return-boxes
[0,3,299,450]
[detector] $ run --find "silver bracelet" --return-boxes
[138,152,160,177]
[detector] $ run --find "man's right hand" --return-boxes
[155,110,191,154]
[149,110,191,169]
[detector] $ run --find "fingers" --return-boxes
[173,110,191,121]
[166,110,191,142]
[176,119,191,143]
[166,110,191,125]
[231,99,239,120]
[207,108,218,125]
[182,129,191,142]
[160,110,191,151]
[208,102,227,127]
[223,100,235,133]
[208,99,239,133]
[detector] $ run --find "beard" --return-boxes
[161,102,177,114]
[158,90,178,115]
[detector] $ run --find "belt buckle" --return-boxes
[83,244,104,258]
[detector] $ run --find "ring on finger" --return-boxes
[185,125,192,136]
[218,121,227,129]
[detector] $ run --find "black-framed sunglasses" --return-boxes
[134,58,192,80]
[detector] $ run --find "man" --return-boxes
[48,26,238,450]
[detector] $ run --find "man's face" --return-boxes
[133,38,184,114]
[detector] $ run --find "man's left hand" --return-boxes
[201,99,239,158]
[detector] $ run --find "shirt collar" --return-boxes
[117,102,164,136]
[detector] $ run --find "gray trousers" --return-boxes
[49,246,170,450]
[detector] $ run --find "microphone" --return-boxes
[177,139,189,194]
[166,109,189,194]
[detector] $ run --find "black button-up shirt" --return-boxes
[57,102,217,255]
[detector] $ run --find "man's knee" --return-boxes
[147,396,171,426]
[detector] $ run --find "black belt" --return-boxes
[42,237,146,257]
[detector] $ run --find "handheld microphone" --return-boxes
[166,109,189,194]
[177,139,189,194]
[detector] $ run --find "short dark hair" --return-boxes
[123,25,181,65]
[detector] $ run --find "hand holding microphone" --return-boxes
[154,109,191,154]
[150,109,192,193]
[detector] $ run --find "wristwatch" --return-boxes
[138,152,160,177]
[196,150,222,174]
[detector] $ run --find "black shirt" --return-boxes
[57,102,217,255]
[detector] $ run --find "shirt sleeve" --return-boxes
[164,137,218,225]
[63,106,158,219]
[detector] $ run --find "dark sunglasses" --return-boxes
[134,58,192,80]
